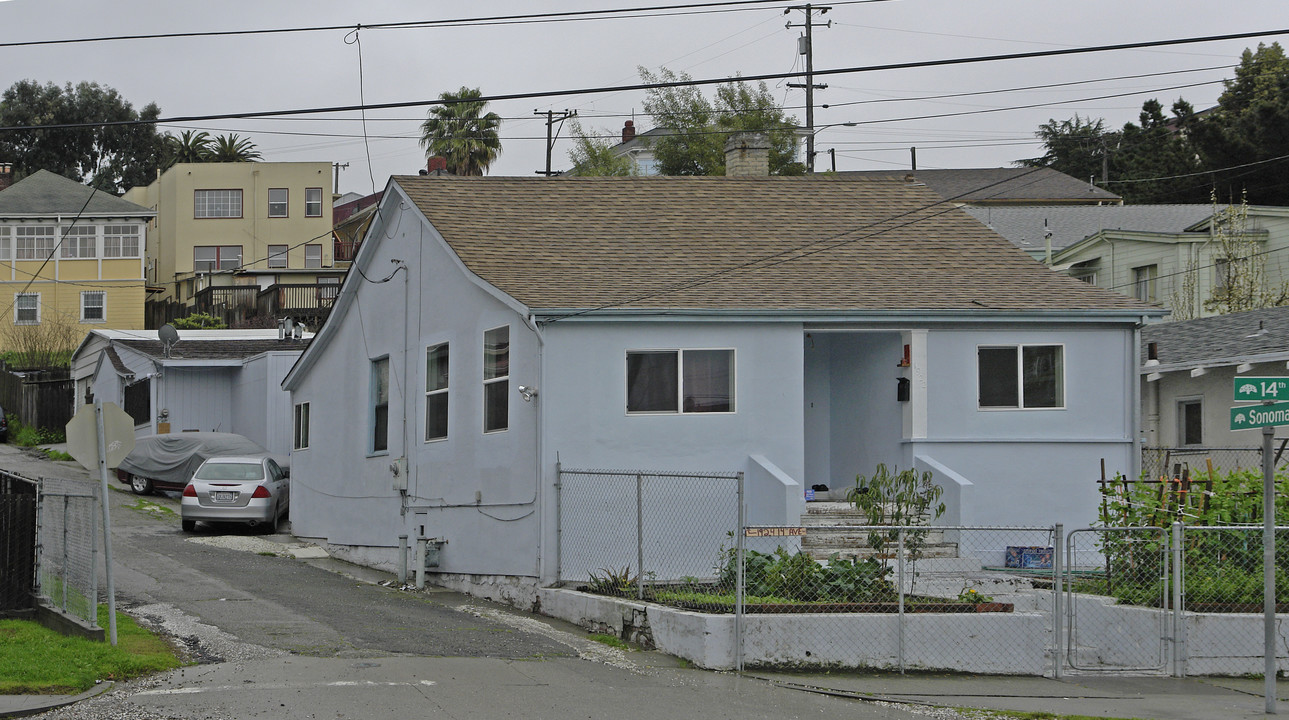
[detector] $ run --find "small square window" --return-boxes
[268,188,288,218]
[978,344,1064,409]
[14,293,39,325]
[1178,399,1202,446]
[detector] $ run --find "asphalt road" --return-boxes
[4,445,939,720]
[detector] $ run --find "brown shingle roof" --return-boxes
[393,174,1151,314]
[839,168,1121,205]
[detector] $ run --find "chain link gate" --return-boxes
[1065,527,1170,672]
[36,477,100,626]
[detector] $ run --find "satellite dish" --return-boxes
[158,324,179,358]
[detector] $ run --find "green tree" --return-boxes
[1189,43,1289,204]
[566,121,636,176]
[207,133,261,162]
[419,87,502,176]
[1017,114,1116,184]
[0,80,165,193]
[638,67,803,176]
[163,130,212,166]
[1113,99,1206,203]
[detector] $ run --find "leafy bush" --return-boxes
[170,312,227,330]
[6,413,65,446]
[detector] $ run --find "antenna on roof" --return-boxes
[158,324,179,358]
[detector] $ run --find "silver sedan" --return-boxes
[180,455,290,533]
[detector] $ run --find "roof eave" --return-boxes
[530,307,1163,324]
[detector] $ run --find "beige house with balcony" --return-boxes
[124,162,345,327]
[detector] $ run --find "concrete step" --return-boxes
[802,501,934,527]
[803,529,947,547]
[804,544,961,562]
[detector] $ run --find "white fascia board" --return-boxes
[532,308,1161,325]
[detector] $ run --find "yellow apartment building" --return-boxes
[123,162,340,308]
[0,169,152,355]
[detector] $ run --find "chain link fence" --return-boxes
[36,477,99,625]
[556,467,742,606]
[0,470,38,613]
[1066,527,1170,672]
[1141,447,1268,482]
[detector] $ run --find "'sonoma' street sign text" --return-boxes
[1230,401,1289,431]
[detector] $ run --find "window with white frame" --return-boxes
[193,245,242,272]
[304,245,322,268]
[1133,264,1158,302]
[0,226,9,261]
[293,402,310,450]
[194,189,242,218]
[626,349,736,414]
[371,357,389,453]
[80,291,105,322]
[60,225,97,259]
[425,343,448,441]
[103,225,140,258]
[15,226,55,259]
[1178,398,1202,446]
[268,244,288,268]
[268,188,288,218]
[305,187,323,217]
[978,344,1064,409]
[13,293,39,324]
[483,327,508,432]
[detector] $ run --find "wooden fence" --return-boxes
[0,364,73,433]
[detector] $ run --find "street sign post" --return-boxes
[1229,382,1283,712]
[65,402,134,646]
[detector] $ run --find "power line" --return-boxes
[2,28,1285,135]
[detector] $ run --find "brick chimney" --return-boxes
[0,163,12,192]
[622,121,636,143]
[724,133,770,177]
[426,156,448,175]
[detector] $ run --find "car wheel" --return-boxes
[268,504,280,534]
[129,474,153,495]
[181,519,195,532]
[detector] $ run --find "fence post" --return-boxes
[89,493,99,629]
[1053,523,1063,680]
[32,484,42,598]
[60,495,68,612]
[897,527,906,675]
[735,472,744,672]
[636,474,644,601]
[397,534,408,584]
[1171,521,1184,677]
[554,461,562,584]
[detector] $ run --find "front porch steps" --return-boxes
[801,501,960,562]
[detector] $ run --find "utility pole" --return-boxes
[535,109,576,177]
[332,162,349,194]
[786,4,830,173]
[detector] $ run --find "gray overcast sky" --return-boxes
[0,0,1284,195]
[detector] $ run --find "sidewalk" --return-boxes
[753,671,1289,719]
[0,682,112,719]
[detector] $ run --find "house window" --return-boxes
[268,244,288,268]
[193,245,242,272]
[293,402,310,450]
[60,225,97,259]
[978,345,1064,409]
[268,188,288,218]
[371,357,389,453]
[80,291,105,322]
[13,293,38,325]
[1133,264,1158,302]
[304,245,322,269]
[103,225,140,258]
[0,226,9,260]
[194,189,242,218]
[15,226,55,259]
[1178,398,1202,446]
[425,343,448,441]
[305,187,323,217]
[626,349,736,414]
[124,378,150,426]
[483,326,508,433]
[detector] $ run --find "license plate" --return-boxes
[214,491,236,503]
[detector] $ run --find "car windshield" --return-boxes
[195,462,265,481]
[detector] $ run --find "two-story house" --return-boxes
[123,162,343,328]
[0,170,152,353]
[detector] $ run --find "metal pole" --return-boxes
[555,461,562,583]
[1262,424,1276,714]
[61,496,68,612]
[1172,521,1184,678]
[414,536,426,590]
[1053,524,1063,680]
[89,493,99,628]
[636,474,644,601]
[397,534,408,584]
[897,527,905,674]
[735,472,745,672]
[93,401,118,645]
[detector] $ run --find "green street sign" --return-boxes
[1234,377,1289,402]
[1231,401,1289,430]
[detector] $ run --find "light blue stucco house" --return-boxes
[282,171,1163,599]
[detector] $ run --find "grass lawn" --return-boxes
[0,607,183,694]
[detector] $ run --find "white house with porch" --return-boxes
[282,165,1161,604]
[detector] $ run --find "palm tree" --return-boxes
[163,130,212,167]
[208,133,262,162]
[419,87,502,176]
